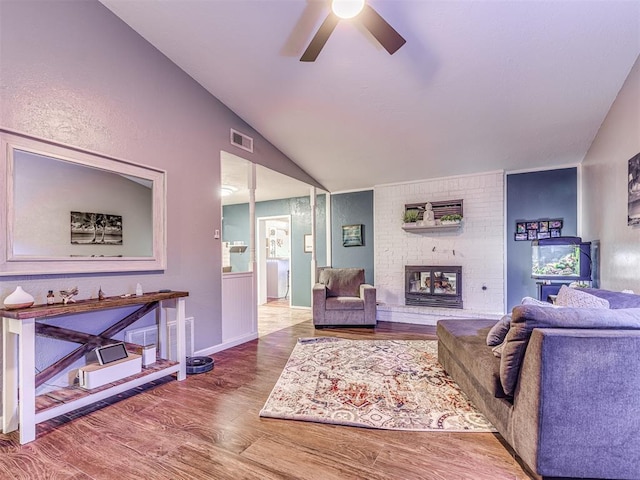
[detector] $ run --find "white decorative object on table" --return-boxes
[3,286,35,309]
[59,287,79,305]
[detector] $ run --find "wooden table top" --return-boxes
[0,291,189,319]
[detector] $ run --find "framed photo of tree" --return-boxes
[70,211,123,245]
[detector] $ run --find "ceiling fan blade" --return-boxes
[300,13,340,62]
[359,4,406,55]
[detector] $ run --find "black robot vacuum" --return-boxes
[186,356,214,374]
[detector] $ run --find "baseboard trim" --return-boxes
[194,332,259,357]
[376,304,502,326]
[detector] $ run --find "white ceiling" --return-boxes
[101,0,640,194]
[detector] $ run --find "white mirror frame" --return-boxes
[0,129,167,275]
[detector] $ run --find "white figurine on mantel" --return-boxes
[59,287,79,304]
[424,202,436,226]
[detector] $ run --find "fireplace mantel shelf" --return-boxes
[402,223,461,232]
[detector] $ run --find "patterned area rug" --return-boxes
[260,337,495,432]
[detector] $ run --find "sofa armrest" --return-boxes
[313,283,327,320]
[360,284,376,325]
[359,284,375,300]
[511,328,640,479]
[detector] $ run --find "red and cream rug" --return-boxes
[260,337,495,432]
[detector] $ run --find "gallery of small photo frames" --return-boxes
[514,219,563,241]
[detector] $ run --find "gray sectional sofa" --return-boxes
[437,288,640,479]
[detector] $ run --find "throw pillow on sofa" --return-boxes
[491,341,505,358]
[555,285,610,309]
[486,314,511,346]
[486,297,556,347]
[521,296,558,307]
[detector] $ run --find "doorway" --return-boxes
[257,215,291,307]
[221,151,325,340]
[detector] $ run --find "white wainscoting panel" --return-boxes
[222,272,256,343]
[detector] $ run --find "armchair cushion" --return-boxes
[326,297,364,310]
[319,268,365,297]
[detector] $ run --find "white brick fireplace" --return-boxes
[374,171,505,324]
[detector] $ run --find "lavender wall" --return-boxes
[0,0,320,365]
[582,55,640,292]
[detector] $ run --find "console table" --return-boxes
[2,290,188,444]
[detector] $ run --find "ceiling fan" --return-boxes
[300,0,406,62]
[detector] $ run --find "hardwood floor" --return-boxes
[0,316,535,479]
[258,300,308,337]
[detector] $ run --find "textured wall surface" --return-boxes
[374,171,505,315]
[582,55,640,292]
[330,191,375,285]
[222,195,327,307]
[0,0,315,393]
[506,168,578,310]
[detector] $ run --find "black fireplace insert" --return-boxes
[405,265,463,309]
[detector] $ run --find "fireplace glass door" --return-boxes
[433,271,457,295]
[405,266,463,308]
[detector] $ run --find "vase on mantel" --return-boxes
[3,286,35,310]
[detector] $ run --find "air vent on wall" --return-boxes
[230,128,254,153]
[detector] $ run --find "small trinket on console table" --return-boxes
[60,287,79,304]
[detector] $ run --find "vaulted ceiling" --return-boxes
[100,0,640,194]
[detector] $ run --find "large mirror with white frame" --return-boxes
[0,129,166,275]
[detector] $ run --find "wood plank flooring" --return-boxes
[258,300,308,337]
[0,313,535,479]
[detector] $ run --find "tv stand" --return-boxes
[1,290,188,444]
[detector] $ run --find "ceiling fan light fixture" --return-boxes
[331,0,365,19]
[301,0,404,62]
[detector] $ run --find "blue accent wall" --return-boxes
[506,168,577,310]
[222,195,326,307]
[330,191,375,284]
